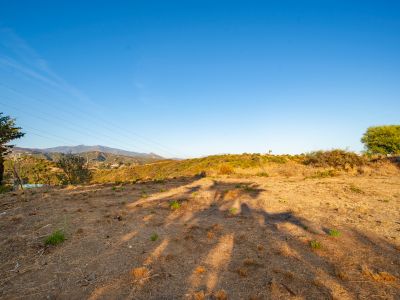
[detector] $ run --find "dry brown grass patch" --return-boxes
[194,266,206,274]
[212,289,228,300]
[236,267,248,277]
[131,267,150,281]
[362,265,397,282]
[192,290,205,300]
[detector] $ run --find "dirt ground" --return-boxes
[1,174,400,299]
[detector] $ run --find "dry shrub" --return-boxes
[236,267,248,277]
[243,258,258,266]
[131,267,150,281]
[192,290,205,300]
[223,189,241,200]
[194,266,206,274]
[218,164,234,175]
[212,289,228,300]
[303,150,366,169]
[361,265,397,282]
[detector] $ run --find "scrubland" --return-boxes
[1,152,400,299]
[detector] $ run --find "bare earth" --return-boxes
[1,175,400,299]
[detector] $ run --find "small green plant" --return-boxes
[328,229,341,237]
[169,200,181,210]
[310,240,322,249]
[229,207,238,215]
[45,230,65,246]
[141,191,148,198]
[150,233,159,241]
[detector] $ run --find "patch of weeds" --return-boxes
[229,207,238,215]
[150,232,159,241]
[328,229,341,237]
[218,164,234,175]
[242,185,257,192]
[256,172,269,177]
[0,185,12,194]
[169,200,181,210]
[378,199,390,203]
[45,230,65,246]
[349,184,363,194]
[310,240,322,250]
[141,191,148,198]
[309,169,337,179]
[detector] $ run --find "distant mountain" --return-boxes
[14,145,163,160]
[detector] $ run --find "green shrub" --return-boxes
[310,240,322,249]
[303,150,365,169]
[328,229,341,237]
[169,200,181,210]
[150,233,159,241]
[45,230,65,246]
[361,125,400,155]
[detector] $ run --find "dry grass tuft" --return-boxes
[236,267,248,277]
[243,258,258,266]
[212,289,228,300]
[131,267,150,281]
[192,290,205,300]
[194,266,206,274]
[362,265,397,282]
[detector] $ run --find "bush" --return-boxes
[303,150,365,169]
[218,164,234,175]
[56,153,91,184]
[361,125,400,155]
[0,185,12,194]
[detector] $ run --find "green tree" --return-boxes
[0,113,25,185]
[361,125,400,155]
[56,153,91,184]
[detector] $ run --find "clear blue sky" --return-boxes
[1,1,399,158]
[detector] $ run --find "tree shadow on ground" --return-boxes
[85,178,400,299]
[2,176,399,299]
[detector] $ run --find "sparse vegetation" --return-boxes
[45,230,65,246]
[150,232,159,241]
[328,229,341,237]
[303,150,366,169]
[169,200,181,210]
[310,240,322,249]
[349,184,364,194]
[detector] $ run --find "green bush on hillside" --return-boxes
[361,125,400,155]
[303,150,365,169]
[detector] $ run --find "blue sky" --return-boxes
[0,1,399,158]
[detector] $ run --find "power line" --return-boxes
[0,99,151,153]
[0,83,183,157]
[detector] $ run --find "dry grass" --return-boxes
[0,174,399,299]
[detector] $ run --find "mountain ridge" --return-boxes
[14,145,163,159]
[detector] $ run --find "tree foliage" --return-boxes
[0,113,25,185]
[361,125,400,155]
[56,153,91,184]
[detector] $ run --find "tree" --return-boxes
[56,153,91,184]
[361,125,400,155]
[0,113,25,185]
